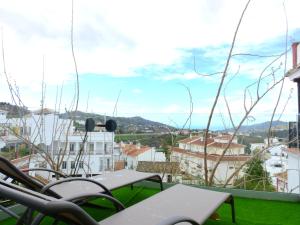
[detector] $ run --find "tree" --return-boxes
[195,0,290,187]
[245,143,251,155]
[234,156,275,192]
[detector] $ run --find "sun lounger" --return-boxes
[0,156,66,191]
[0,180,235,225]
[0,156,163,199]
[42,169,163,198]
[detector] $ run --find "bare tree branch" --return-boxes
[203,0,251,185]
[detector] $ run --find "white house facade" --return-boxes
[285,148,300,193]
[171,134,250,185]
[120,143,166,170]
[52,131,119,176]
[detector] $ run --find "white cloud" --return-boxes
[161,104,182,114]
[216,79,298,122]
[0,0,299,87]
[156,73,201,81]
[0,0,300,125]
[132,88,142,94]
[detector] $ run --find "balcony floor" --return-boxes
[2,186,300,225]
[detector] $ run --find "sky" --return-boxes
[0,0,300,129]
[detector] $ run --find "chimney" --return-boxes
[136,142,141,149]
[292,42,300,69]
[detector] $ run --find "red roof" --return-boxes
[121,144,152,157]
[285,148,300,156]
[171,147,250,162]
[192,138,214,145]
[215,135,233,140]
[208,142,245,149]
[11,155,31,165]
[178,136,201,144]
[178,135,244,149]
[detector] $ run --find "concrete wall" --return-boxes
[287,152,300,193]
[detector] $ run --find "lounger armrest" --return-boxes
[31,193,125,225]
[62,192,125,212]
[40,177,113,196]
[22,168,68,178]
[156,216,200,225]
[32,200,99,225]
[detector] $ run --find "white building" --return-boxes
[285,148,300,193]
[52,131,119,176]
[250,143,265,153]
[171,134,250,185]
[120,143,166,170]
[8,109,72,147]
[1,109,120,177]
[265,145,288,191]
[264,137,280,146]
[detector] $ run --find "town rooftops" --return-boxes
[178,136,201,143]
[172,147,251,162]
[10,155,33,170]
[285,148,300,156]
[208,142,245,149]
[33,108,56,115]
[179,136,244,149]
[274,171,287,181]
[121,143,152,157]
[285,67,300,81]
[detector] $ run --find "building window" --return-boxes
[107,158,110,170]
[21,126,31,136]
[79,143,84,151]
[99,159,103,171]
[62,161,67,169]
[71,161,75,169]
[89,143,94,154]
[70,143,75,153]
[104,143,112,154]
[79,161,84,169]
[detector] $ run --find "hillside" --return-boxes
[226,120,289,140]
[0,102,30,117]
[237,121,288,132]
[60,111,174,134]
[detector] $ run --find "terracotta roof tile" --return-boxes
[208,142,245,149]
[192,138,214,146]
[121,144,152,157]
[178,136,201,144]
[274,171,287,180]
[11,155,31,165]
[171,147,250,162]
[285,148,300,156]
[178,135,243,149]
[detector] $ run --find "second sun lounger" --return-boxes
[0,180,235,225]
[0,156,163,199]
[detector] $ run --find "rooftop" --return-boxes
[172,147,251,161]
[1,183,300,225]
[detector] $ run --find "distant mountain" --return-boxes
[0,102,30,117]
[60,111,174,134]
[236,121,288,132]
[220,121,289,139]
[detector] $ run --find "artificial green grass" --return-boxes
[1,186,156,225]
[2,186,300,225]
[204,197,300,225]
